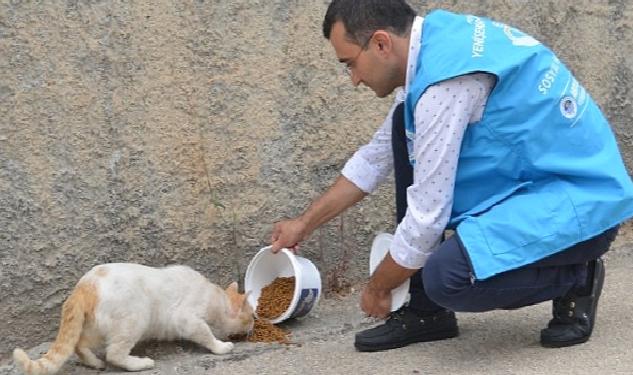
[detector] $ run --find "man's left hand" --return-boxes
[360,284,392,319]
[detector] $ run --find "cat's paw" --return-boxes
[138,357,155,370]
[87,358,106,370]
[211,341,234,355]
[123,357,155,371]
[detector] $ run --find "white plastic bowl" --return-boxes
[369,233,410,311]
[244,246,322,324]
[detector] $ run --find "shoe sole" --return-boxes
[541,335,590,348]
[354,328,459,352]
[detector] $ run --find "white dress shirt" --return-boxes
[342,17,495,269]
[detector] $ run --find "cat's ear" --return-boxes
[227,290,245,317]
[242,291,253,308]
[225,281,239,294]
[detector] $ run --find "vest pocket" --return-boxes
[462,180,582,256]
[450,181,532,225]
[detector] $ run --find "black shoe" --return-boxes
[354,306,459,352]
[540,258,605,348]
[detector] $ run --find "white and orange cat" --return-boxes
[13,263,254,374]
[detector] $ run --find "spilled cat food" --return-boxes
[247,319,291,344]
[230,319,291,344]
[232,277,295,344]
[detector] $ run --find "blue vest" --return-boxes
[405,10,633,279]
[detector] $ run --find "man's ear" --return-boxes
[372,30,392,53]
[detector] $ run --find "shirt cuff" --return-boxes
[341,153,383,194]
[389,226,435,270]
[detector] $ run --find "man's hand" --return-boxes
[361,252,418,318]
[361,284,392,319]
[270,218,309,253]
[269,176,366,254]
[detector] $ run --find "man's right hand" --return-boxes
[270,218,310,253]
[269,175,366,254]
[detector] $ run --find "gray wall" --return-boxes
[1,0,631,360]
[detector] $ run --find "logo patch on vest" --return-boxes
[560,96,577,119]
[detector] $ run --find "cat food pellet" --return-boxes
[240,277,295,344]
[246,318,290,344]
[256,276,295,320]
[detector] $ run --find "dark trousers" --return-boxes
[391,103,618,313]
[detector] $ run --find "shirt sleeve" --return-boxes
[341,91,405,193]
[390,73,495,269]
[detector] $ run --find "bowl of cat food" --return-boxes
[244,246,322,324]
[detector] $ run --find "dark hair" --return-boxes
[323,0,417,45]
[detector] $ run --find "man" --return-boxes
[270,0,633,352]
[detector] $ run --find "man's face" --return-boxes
[329,22,398,98]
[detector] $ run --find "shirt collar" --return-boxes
[397,16,424,102]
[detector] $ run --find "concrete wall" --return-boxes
[0,0,631,360]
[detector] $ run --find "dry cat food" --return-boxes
[248,276,295,343]
[256,276,295,320]
[246,318,290,344]
[229,319,291,344]
[231,277,295,344]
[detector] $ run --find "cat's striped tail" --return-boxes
[13,282,95,375]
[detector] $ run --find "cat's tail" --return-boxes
[13,281,96,375]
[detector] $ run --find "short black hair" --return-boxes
[323,0,417,45]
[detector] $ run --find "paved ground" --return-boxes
[2,252,632,375]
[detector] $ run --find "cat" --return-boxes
[13,263,254,374]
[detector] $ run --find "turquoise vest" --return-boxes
[405,10,633,279]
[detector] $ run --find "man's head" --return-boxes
[323,0,416,97]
